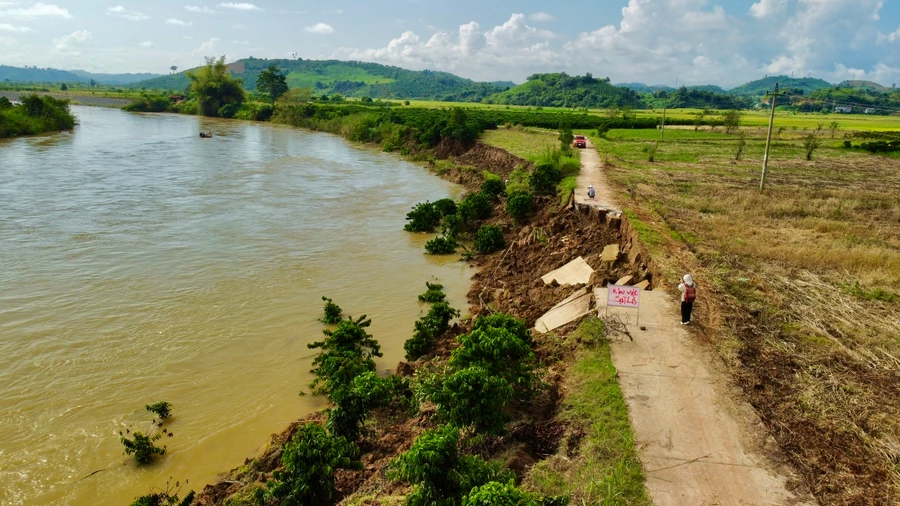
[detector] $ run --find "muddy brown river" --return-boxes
[0,106,470,505]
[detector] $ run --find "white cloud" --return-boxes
[52,29,91,55]
[192,36,219,54]
[749,0,786,19]
[185,5,216,13]
[305,22,334,34]
[107,5,149,21]
[1,2,70,19]
[0,23,32,32]
[529,12,554,22]
[140,40,153,47]
[217,2,260,11]
[888,26,900,42]
[166,18,192,26]
[0,35,18,49]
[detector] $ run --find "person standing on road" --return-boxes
[587,185,596,199]
[678,274,697,325]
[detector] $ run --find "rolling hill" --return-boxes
[132,58,511,102]
[728,75,832,96]
[485,73,642,108]
[0,65,162,85]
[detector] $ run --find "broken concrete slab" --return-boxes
[635,280,650,290]
[541,256,594,286]
[534,287,593,333]
[616,275,634,286]
[599,244,620,264]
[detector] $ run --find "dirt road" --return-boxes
[574,140,618,210]
[584,141,812,505]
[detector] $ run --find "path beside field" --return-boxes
[581,142,812,505]
[573,139,618,210]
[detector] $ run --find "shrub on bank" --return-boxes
[505,190,534,220]
[473,225,505,254]
[0,94,76,138]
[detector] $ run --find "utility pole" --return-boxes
[760,83,779,191]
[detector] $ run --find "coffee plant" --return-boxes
[473,225,505,254]
[433,198,458,217]
[473,313,532,345]
[424,235,458,255]
[129,479,194,506]
[320,296,343,324]
[458,192,492,225]
[120,429,167,464]
[404,302,460,361]
[450,327,538,394]
[326,371,397,441]
[463,480,569,506]
[390,424,512,506]
[258,422,361,506]
[427,366,514,434]
[404,201,442,233]
[145,401,172,421]
[480,177,505,199]
[505,190,533,220]
[308,315,382,396]
[530,162,562,195]
[418,282,446,302]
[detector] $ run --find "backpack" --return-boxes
[684,285,696,302]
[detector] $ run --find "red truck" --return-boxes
[573,134,587,148]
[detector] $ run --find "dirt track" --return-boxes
[584,145,813,505]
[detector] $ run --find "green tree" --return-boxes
[390,424,511,506]
[803,132,821,160]
[256,64,289,104]
[722,110,742,134]
[187,56,246,117]
[260,423,361,506]
[60,83,68,91]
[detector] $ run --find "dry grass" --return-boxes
[595,127,900,505]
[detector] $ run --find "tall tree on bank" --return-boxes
[187,56,246,117]
[256,64,289,104]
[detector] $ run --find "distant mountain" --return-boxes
[0,65,162,85]
[616,82,675,93]
[132,58,509,102]
[485,73,641,108]
[729,75,832,96]
[687,84,728,94]
[838,80,892,93]
[69,70,163,85]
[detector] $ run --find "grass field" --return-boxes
[587,124,900,504]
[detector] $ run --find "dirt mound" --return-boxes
[453,142,528,179]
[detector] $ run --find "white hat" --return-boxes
[588,185,593,188]
[683,274,693,284]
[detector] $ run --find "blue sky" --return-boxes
[1,0,900,87]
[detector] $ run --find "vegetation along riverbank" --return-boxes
[97,56,900,505]
[0,93,76,138]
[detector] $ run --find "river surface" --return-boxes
[0,107,470,505]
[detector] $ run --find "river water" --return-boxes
[0,107,470,505]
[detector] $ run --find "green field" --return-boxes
[284,65,394,89]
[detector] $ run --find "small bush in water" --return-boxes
[418,282,446,302]
[120,430,166,464]
[145,401,172,421]
[404,201,442,233]
[424,236,457,255]
[320,296,343,324]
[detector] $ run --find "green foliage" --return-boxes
[463,481,569,506]
[0,96,12,109]
[480,177,506,199]
[120,430,166,464]
[429,366,514,434]
[433,198,458,217]
[404,201,442,233]
[803,132,822,160]
[145,401,172,420]
[472,313,532,344]
[644,142,658,162]
[123,92,172,113]
[458,192,493,225]
[473,225,505,254]
[0,94,76,138]
[256,64,289,104]
[450,328,537,393]
[308,315,382,396]
[390,424,512,506]
[326,371,396,440]
[187,56,246,117]
[261,423,361,506]
[129,481,194,506]
[404,302,460,361]
[485,73,641,108]
[728,75,832,96]
[441,214,463,240]
[735,131,747,161]
[233,102,274,121]
[505,190,533,220]
[320,296,343,324]
[722,110,742,134]
[558,122,574,150]
[530,162,561,195]
[418,282,446,302]
[424,235,458,255]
